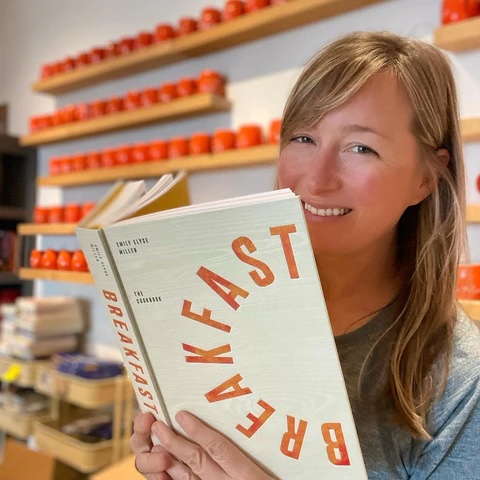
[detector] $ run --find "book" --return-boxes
[76,176,367,479]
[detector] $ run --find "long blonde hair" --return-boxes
[281,31,466,439]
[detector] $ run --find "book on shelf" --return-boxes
[76,173,367,479]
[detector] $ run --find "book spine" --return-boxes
[76,227,168,424]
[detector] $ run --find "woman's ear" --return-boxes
[436,147,450,167]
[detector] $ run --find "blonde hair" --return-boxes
[281,31,466,439]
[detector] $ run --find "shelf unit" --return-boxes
[37,144,279,187]
[0,272,21,285]
[20,93,230,146]
[32,0,385,95]
[460,299,480,321]
[0,206,26,221]
[434,16,480,52]
[0,408,48,440]
[18,268,93,284]
[0,356,44,387]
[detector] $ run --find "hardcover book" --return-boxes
[76,174,367,479]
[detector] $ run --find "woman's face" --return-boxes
[278,72,432,258]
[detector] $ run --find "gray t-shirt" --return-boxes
[335,304,480,479]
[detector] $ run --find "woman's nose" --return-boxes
[307,150,342,194]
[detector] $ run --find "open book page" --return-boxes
[116,188,295,226]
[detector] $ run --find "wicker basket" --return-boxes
[0,355,43,387]
[0,407,49,439]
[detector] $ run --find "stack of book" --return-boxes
[0,297,84,360]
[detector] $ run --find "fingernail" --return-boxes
[175,411,186,424]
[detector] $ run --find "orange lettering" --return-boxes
[103,290,117,301]
[205,374,252,403]
[181,300,231,332]
[129,362,144,373]
[124,347,140,362]
[144,402,159,414]
[321,423,351,466]
[113,319,128,330]
[236,399,275,438]
[133,372,148,386]
[117,332,133,344]
[281,415,308,460]
[139,388,154,400]
[183,343,233,363]
[197,266,249,310]
[270,224,299,279]
[108,304,123,317]
[232,236,275,287]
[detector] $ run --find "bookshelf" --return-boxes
[460,299,480,321]
[37,144,279,187]
[18,268,93,284]
[32,0,385,94]
[20,94,230,146]
[461,117,480,143]
[467,205,480,223]
[434,16,480,52]
[18,223,77,235]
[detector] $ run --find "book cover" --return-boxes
[93,193,367,479]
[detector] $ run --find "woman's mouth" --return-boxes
[303,202,352,217]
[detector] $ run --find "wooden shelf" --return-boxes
[20,94,230,146]
[37,144,279,187]
[460,299,480,321]
[434,16,480,52]
[18,268,93,284]
[467,205,480,223]
[461,117,480,143]
[18,223,77,235]
[32,0,384,95]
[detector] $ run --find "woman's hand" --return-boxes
[130,411,275,480]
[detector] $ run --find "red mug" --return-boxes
[457,264,480,299]
[224,0,245,20]
[132,143,150,163]
[236,124,264,148]
[198,69,225,96]
[159,82,178,102]
[136,31,154,48]
[190,133,212,155]
[269,118,282,144]
[155,24,176,42]
[64,203,82,223]
[245,0,270,12]
[178,17,198,36]
[149,140,169,160]
[199,7,222,30]
[213,129,237,152]
[86,151,102,169]
[169,137,190,158]
[177,77,198,97]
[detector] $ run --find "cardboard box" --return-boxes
[0,439,85,480]
[90,455,143,480]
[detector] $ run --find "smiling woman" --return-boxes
[130,31,480,480]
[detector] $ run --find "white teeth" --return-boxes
[304,203,351,217]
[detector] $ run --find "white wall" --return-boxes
[0,0,479,357]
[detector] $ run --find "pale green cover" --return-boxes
[103,195,367,479]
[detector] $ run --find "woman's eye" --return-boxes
[292,135,314,144]
[351,145,377,155]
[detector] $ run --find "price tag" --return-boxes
[1,364,21,383]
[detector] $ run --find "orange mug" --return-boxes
[76,52,91,67]
[213,129,237,152]
[245,0,270,12]
[269,118,282,144]
[72,154,87,171]
[41,249,58,269]
[154,24,176,42]
[71,250,89,272]
[120,37,136,54]
[136,31,154,48]
[81,202,96,218]
[457,264,480,299]
[141,87,159,106]
[200,7,222,30]
[169,137,190,158]
[64,203,82,223]
[115,145,134,165]
[198,70,225,96]
[125,90,142,110]
[101,148,117,168]
[149,140,169,160]
[29,249,43,268]
[159,82,178,102]
[236,124,264,148]
[59,156,74,174]
[33,207,49,224]
[106,41,122,58]
[178,17,198,36]
[90,47,106,63]
[86,151,102,169]
[47,206,64,223]
[224,0,245,20]
[132,143,150,163]
[177,77,198,97]
[190,133,212,155]
[49,157,62,175]
[75,103,91,121]
[106,96,125,114]
[57,250,73,271]
[91,99,107,117]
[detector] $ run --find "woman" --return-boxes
[130,31,480,479]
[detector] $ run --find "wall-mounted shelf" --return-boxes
[20,94,230,146]
[460,299,480,321]
[434,16,480,52]
[467,205,480,223]
[37,144,279,187]
[32,0,384,95]
[18,268,93,284]
[18,223,77,235]
[461,117,480,143]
